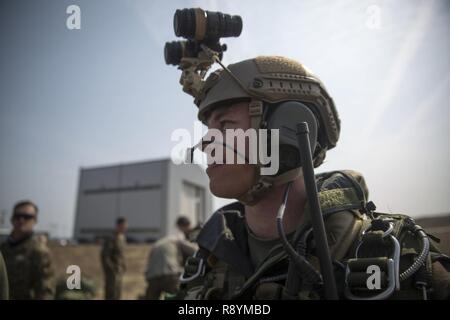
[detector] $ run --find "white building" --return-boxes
[73,158,212,242]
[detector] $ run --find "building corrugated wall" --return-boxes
[73,158,212,242]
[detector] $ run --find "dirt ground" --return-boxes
[49,243,151,300]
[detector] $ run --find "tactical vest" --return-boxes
[179,170,450,300]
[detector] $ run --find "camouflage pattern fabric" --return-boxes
[100,232,126,300]
[0,251,8,300]
[0,233,54,299]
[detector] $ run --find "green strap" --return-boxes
[317,187,362,214]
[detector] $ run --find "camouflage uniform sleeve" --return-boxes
[101,238,116,272]
[117,238,126,272]
[101,236,126,273]
[32,245,55,299]
[0,251,9,300]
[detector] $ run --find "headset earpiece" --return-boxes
[265,101,318,160]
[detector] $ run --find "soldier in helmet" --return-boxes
[0,200,54,299]
[178,56,450,300]
[100,216,127,300]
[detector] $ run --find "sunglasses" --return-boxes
[13,213,36,221]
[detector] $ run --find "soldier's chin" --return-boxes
[207,164,254,199]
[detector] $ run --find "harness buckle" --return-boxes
[344,220,401,300]
[179,252,206,283]
[248,100,263,116]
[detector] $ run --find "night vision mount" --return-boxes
[164,8,243,98]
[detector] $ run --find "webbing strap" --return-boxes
[237,168,301,205]
[316,188,362,214]
[249,99,263,132]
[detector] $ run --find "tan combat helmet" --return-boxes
[195,56,341,205]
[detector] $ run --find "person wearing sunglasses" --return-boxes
[0,200,54,299]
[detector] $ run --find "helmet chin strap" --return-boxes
[237,166,302,206]
[236,98,302,206]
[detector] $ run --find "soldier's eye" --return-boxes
[220,120,234,130]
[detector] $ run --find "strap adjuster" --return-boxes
[180,252,206,283]
[249,100,263,116]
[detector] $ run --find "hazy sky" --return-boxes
[0,0,449,237]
